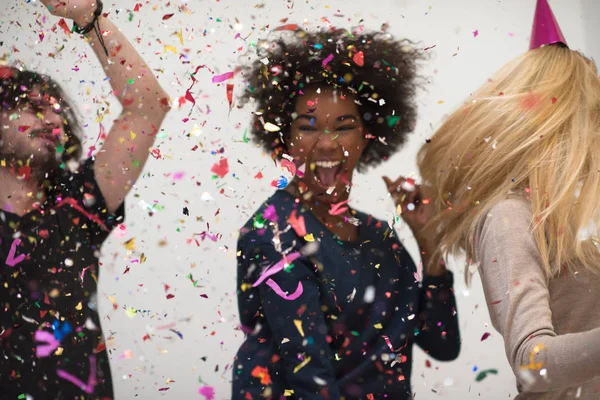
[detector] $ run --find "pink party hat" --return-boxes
[530,0,568,50]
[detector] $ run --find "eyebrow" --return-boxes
[295,114,359,122]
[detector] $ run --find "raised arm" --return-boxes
[476,199,600,392]
[41,0,171,213]
[239,238,341,400]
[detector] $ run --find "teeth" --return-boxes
[314,160,341,168]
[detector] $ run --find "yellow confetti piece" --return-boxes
[124,237,136,251]
[374,323,383,329]
[304,233,315,242]
[438,100,445,104]
[85,87,91,95]
[75,301,83,311]
[176,28,184,45]
[130,130,137,140]
[241,283,252,292]
[108,295,116,304]
[294,320,305,337]
[140,253,147,263]
[263,122,281,132]
[293,356,311,373]
[125,307,137,318]
[164,45,177,54]
[95,113,104,123]
[54,347,64,356]
[284,390,295,396]
[375,263,380,269]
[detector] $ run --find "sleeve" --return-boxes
[59,157,125,243]
[243,239,341,400]
[476,199,600,392]
[415,271,461,361]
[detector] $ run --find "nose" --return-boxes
[315,130,339,151]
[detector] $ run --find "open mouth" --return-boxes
[31,129,60,146]
[313,160,344,189]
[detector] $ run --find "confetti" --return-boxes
[198,385,215,400]
[210,158,229,178]
[475,369,498,382]
[265,278,303,300]
[211,71,234,83]
[481,332,491,341]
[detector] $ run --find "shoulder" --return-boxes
[477,197,533,236]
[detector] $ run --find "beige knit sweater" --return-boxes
[474,198,600,399]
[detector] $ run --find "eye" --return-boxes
[298,125,318,132]
[336,125,356,132]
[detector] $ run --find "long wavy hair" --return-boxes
[417,45,600,279]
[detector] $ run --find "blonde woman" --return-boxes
[411,0,600,398]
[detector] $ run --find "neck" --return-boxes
[0,167,44,216]
[285,182,355,234]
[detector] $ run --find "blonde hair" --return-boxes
[417,45,600,278]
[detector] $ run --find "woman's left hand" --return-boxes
[38,0,99,26]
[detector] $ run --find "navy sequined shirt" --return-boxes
[0,158,124,399]
[233,190,460,400]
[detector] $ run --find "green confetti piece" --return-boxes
[216,18,222,22]
[253,216,265,229]
[127,78,135,84]
[55,144,64,154]
[132,160,140,167]
[128,11,134,21]
[18,395,25,400]
[386,115,401,127]
[243,128,249,143]
[475,369,498,382]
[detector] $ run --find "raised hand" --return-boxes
[383,175,446,276]
[38,0,99,26]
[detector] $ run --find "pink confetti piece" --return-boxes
[253,252,301,287]
[34,331,60,358]
[265,278,303,300]
[481,332,491,341]
[56,355,97,394]
[473,30,479,37]
[322,53,334,67]
[212,71,234,83]
[329,200,350,216]
[263,204,277,222]
[6,238,25,267]
[198,385,215,400]
[280,159,297,176]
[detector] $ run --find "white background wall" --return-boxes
[2,0,599,398]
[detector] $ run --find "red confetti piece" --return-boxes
[251,366,272,385]
[425,360,432,368]
[162,13,174,20]
[166,294,175,299]
[58,18,71,35]
[275,24,299,31]
[481,332,491,341]
[288,211,307,237]
[382,335,407,352]
[353,51,364,66]
[226,83,234,108]
[552,97,558,104]
[254,171,264,179]
[133,3,142,11]
[211,158,229,178]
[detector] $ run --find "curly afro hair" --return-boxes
[238,27,428,171]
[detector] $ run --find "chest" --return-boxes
[0,210,102,323]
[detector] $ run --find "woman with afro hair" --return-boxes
[233,26,460,400]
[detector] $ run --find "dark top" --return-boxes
[0,158,124,400]
[233,190,460,400]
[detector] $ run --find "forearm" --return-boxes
[75,13,169,114]
[416,273,461,361]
